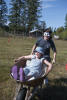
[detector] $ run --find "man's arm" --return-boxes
[52,52,56,64]
[50,40,57,63]
[31,44,37,55]
[31,37,41,54]
[43,60,52,76]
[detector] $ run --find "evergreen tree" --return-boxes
[40,21,46,32]
[20,0,28,34]
[9,0,41,35]
[0,0,7,27]
[9,0,22,33]
[27,0,41,33]
[65,14,67,29]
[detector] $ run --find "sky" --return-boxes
[6,0,67,29]
[40,0,67,29]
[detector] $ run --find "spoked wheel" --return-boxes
[29,92,40,100]
[27,86,41,100]
[16,87,27,100]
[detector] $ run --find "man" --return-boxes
[31,31,57,64]
[31,30,57,84]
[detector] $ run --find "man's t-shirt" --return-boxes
[35,37,56,61]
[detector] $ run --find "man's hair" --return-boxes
[44,28,52,34]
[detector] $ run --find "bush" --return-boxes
[60,29,67,40]
[0,28,5,37]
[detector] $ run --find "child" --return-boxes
[14,47,52,81]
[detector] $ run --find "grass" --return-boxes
[0,37,67,100]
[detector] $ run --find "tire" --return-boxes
[29,87,41,100]
[16,87,27,100]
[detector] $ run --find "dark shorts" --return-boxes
[44,57,51,62]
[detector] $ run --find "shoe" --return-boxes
[43,78,48,85]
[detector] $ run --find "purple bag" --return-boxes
[10,65,25,82]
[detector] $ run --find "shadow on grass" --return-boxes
[38,78,67,100]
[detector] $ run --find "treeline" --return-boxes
[0,0,67,39]
[53,14,67,40]
[0,0,47,36]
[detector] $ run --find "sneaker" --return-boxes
[43,78,48,85]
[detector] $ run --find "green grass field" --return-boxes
[0,37,67,100]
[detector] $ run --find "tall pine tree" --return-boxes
[20,0,28,34]
[65,14,67,29]
[27,0,41,33]
[9,0,41,35]
[20,0,41,35]
[0,0,7,27]
[9,0,22,33]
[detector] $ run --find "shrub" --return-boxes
[0,28,5,36]
[60,29,67,40]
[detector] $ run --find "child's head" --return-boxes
[35,47,44,58]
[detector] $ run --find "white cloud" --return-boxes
[45,0,56,1]
[40,0,56,9]
[42,4,54,8]
[40,0,56,2]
